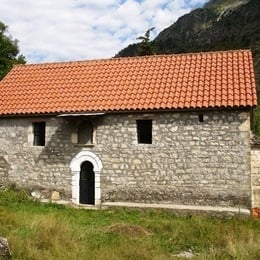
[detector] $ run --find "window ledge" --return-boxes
[74,144,95,148]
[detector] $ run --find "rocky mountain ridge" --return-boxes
[116,0,259,88]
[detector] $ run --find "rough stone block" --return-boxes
[51,191,61,201]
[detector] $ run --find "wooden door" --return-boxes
[79,161,95,204]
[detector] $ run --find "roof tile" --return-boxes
[0,50,257,116]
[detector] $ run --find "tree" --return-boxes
[136,27,157,56]
[0,21,26,80]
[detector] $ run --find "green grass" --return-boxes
[1,188,260,259]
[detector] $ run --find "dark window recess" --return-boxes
[33,122,46,146]
[78,121,93,144]
[198,114,204,123]
[137,120,152,144]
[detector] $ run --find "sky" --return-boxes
[0,0,208,64]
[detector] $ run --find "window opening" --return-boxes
[137,120,152,144]
[198,114,204,123]
[78,121,93,144]
[33,122,46,146]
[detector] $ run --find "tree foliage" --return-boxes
[0,21,25,80]
[136,27,157,56]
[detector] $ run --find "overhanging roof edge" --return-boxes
[57,112,105,117]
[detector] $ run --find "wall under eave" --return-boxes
[0,109,253,208]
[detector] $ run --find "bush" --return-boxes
[253,106,260,136]
[0,184,34,206]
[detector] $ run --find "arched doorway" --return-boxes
[79,161,95,204]
[70,151,102,205]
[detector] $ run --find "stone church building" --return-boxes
[0,50,258,213]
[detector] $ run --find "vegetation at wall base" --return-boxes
[1,187,260,259]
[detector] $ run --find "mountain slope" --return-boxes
[116,0,259,87]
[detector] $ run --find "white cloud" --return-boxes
[0,0,208,63]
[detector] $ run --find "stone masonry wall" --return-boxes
[97,110,251,207]
[0,117,81,196]
[0,109,252,207]
[251,147,260,208]
[0,154,8,187]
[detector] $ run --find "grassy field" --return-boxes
[1,187,260,259]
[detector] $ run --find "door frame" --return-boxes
[70,151,102,205]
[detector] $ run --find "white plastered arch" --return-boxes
[70,150,103,205]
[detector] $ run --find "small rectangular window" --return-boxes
[198,114,204,123]
[78,121,93,145]
[33,122,46,146]
[137,120,152,144]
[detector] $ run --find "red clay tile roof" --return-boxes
[0,49,257,116]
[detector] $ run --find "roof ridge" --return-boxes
[15,49,252,68]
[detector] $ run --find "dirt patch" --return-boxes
[105,223,152,237]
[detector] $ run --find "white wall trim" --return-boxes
[70,150,103,205]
